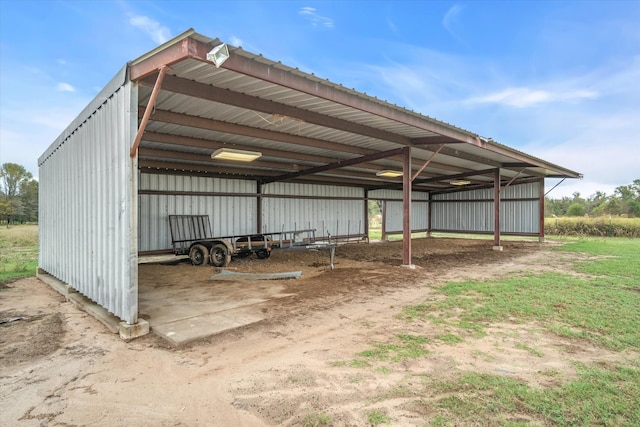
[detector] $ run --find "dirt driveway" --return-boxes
[0,238,629,426]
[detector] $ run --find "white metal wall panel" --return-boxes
[39,80,138,323]
[431,182,540,234]
[262,182,365,238]
[138,174,257,251]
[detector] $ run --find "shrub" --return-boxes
[545,217,640,238]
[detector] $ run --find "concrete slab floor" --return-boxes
[138,267,295,346]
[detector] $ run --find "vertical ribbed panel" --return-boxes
[431,182,540,233]
[263,183,365,238]
[138,174,257,251]
[39,82,137,323]
[368,189,428,232]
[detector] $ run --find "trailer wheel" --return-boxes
[189,244,210,266]
[256,249,271,259]
[210,243,231,267]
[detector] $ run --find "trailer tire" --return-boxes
[189,244,210,266]
[256,249,271,259]
[210,243,231,267]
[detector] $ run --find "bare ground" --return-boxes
[1,237,635,426]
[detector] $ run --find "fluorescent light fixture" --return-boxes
[207,43,230,68]
[211,148,262,162]
[376,170,403,177]
[450,179,471,186]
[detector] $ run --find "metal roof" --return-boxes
[129,29,581,192]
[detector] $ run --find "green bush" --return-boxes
[545,217,640,238]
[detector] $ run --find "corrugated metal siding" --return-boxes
[39,81,138,323]
[263,183,365,238]
[138,174,257,251]
[431,182,540,234]
[368,190,428,232]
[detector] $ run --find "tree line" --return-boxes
[546,179,640,218]
[1,163,38,224]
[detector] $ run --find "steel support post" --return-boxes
[539,177,545,242]
[493,168,503,250]
[403,146,413,265]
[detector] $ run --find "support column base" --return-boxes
[492,245,504,251]
[119,319,150,341]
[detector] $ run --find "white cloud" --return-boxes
[129,14,171,44]
[299,7,334,29]
[442,4,465,43]
[56,82,75,92]
[229,35,244,48]
[467,87,598,108]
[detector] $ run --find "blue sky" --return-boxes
[1,0,638,198]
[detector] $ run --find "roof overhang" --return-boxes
[127,29,582,191]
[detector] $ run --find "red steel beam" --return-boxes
[402,146,412,266]
[263,147,406,184]
[539,177,545,242]
[141,74,411,146]
[130,65,168,158]
[129,38,210,81]
[412,145,443,181]
[221,49,478,145]
[493,168,501,247]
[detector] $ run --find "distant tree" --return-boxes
[0,163,32,199]
[566,203,585,217]
[19,179,38,222]
[545,196,571,216]
[368,200,381,217]
[0,163,35,224]
[615,179,640,217]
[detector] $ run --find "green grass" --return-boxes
[302,411,332,427]
[426,362,640,425]
[435,333,464,344]
[337,237,640,426]
[0,224,39,285]
[366,409,390,425]
[397,238,640,351]
[357,334,430,362]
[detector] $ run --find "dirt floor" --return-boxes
[1,237,635,426]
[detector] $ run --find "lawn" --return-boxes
[338,237,640,426]
[0,224,39,285]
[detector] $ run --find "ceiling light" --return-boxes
[450,179,471,186]
[211,148,262,162]
[376,170,403,177]
[207,43,230,68]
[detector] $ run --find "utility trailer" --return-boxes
[168,215,335,268]
[169,215,269,267]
